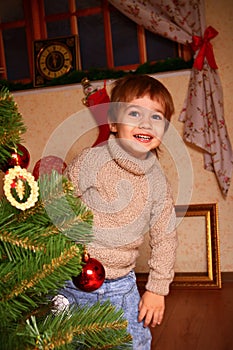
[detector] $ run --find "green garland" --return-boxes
[0,58,193,92]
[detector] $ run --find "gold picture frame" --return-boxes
[136,203,221,290]
[172,203,221,289]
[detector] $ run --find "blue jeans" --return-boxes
[59,271,152,349]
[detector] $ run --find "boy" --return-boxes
[59,75,177,349]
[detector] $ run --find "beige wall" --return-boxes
[3,0,233,272]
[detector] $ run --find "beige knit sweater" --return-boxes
[66,135,177,295]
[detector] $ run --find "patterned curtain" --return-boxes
[108,0,233,196]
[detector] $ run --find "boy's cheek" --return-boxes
[152,125,165,138]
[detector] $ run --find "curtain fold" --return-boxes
[108,0,233,196]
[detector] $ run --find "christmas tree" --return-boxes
[0,86,131,350]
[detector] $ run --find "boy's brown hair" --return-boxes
[108,74,174,131]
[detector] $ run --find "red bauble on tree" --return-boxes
[72,251,105,292]
[1,144,30,173]
[32,155,67,180]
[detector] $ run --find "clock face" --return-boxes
[33,36,78,87]
[37,43,73,80]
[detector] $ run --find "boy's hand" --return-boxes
[138,291,165,327]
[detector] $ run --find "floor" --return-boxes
[147,280,233,350]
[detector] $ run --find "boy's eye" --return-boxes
[129,110,140,118]
[152,114,163,120]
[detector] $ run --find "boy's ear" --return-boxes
[108,117,117,133]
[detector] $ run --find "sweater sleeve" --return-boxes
[145,182,178,295]
[64,148,90,196]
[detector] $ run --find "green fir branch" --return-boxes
[0,239,84,324]
[21,302,132,350]
[0,171,93,262]
[37,172,94,243]
[0,86,26,169]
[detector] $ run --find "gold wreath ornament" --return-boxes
[4,166,39,210]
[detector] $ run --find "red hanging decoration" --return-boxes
[32,155,67,180]
[72,251,105,292]
[192,26,218,70]
[81,78,110,147]
[1,144,30,173]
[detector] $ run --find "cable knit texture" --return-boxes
[66,135,177,295]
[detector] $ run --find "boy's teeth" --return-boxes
[135,135,151,140]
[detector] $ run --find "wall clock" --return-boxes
[33,35,78,87]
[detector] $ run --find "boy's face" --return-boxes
[109,95,166,159]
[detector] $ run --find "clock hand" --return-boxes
[52,53,58,68]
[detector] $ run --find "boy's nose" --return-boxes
[138,115,152,129]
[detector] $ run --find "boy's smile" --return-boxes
[133,132,154,143]
[109,96,166,159]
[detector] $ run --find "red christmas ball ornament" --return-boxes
[1,144,30,172]
[72,252,105,292]
[32,155,67,180]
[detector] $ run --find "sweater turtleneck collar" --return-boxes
[107,134,157,175]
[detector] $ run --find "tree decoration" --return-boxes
[1,143,30,172]
[32,155,67,180]
[72,249,105,292]
[51,294,70,315]
[3,165,39,210]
